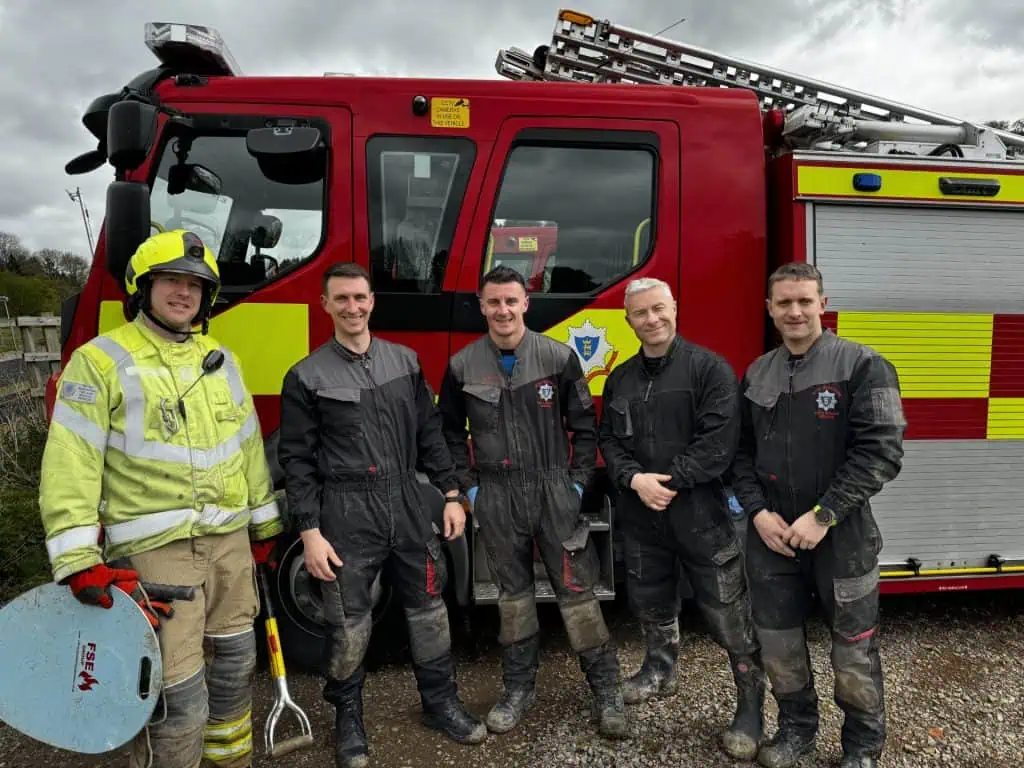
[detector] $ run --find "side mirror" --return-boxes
[246,125,326,185]
[105,181,152,290]
[168,162,222,197]
[107,101,159,172]
[251,213,283,250]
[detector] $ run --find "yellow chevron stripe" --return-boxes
[797,165,1024,203]
[836,312,993,398]
[986,398,1024,439]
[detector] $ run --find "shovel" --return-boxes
[257,563,315,758]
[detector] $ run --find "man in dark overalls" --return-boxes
[278,262,485,768]
[438,266,627,739]
[731,262,906,768]
[599,276,766,762]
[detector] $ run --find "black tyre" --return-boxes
[261,533,403,673]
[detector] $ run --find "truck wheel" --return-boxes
[263,534,400,673]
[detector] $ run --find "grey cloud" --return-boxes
[0,0,1020,256]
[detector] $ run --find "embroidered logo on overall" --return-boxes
[536,379,555,408]
[815,386,841,419]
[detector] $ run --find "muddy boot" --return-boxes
[757,725,816,768]
[487,634,539,733]
[721,652,766,761]
[580,643,629,740]
[414,653,488,745]
[325,668,369,768]
[622,618,679,704]
[839,757,878,768]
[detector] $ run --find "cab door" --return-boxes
[352,134,478,387]
[452,116,680,401]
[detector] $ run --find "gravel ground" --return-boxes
[1,588,1022,767]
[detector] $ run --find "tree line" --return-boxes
[0,232,90,318]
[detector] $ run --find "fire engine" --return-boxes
[55,10,1024,664]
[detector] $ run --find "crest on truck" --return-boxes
[567,319,617,381]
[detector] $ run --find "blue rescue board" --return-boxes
[0,582,162,753]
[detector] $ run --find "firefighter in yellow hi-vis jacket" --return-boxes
[38,229,284,768]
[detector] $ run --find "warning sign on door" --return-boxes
[431,98,470,128]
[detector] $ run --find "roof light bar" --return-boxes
[144,22,241,77]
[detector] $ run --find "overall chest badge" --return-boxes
[536,379,555,408]
[815,386,841,419]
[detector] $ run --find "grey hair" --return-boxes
[624,277,674,304]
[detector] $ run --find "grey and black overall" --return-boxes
[439,329,620,697]
[278,336,462,712]
[599,336,762,689]
[731,329,906,759]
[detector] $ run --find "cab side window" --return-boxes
[366,136,476,294]
[148,118,329,305]
[484,134,656,294]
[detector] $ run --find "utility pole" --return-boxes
[66,187,95,255]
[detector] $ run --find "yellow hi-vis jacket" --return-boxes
[39,317,284,583]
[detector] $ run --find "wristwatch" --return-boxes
[446,492,467,505]
[813,504,837,527]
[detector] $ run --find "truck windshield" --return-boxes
[148,129,326,299]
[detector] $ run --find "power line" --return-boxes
[65,187,95,256]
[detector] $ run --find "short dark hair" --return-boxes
[479,265,527,293]
[767,262,823,298]
[322,262,372,295]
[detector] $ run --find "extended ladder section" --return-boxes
[497,10,1024,160]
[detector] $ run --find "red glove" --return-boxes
[65,564,174,629]
[251,538,279,569]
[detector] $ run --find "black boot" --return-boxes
[756,688,818,768]
[622,619,679,704]
[324,668,368,768]
[579,643,629,739]
[413,653,487,745]
[721,652,765,761]
[839,756,878,768]
[486,634,539,733]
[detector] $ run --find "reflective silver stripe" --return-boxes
[94,333,253,468]
[198,505,241,527]
[51,401,108,453]
[250,500,280,524]
[90,335,133,365]
[46,524,101,559]
[103,504,249,545]
[93,335,147,457]
[106,424,248,470]
[103,508,194,544]
[221,348,246,406]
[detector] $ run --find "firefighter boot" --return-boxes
[622,618,679,704]
[414,653,488,745]
[840,757,878,768]
[486,634,540,733]
[756,688,818,768]
[580,643,629,740]
[326,668,368,768]
[721,652,766,761]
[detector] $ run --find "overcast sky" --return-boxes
[2,0,1023,259]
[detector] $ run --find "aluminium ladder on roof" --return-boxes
[495,10,1024,155]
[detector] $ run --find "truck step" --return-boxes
[473,580,614,604]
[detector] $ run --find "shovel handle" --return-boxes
[270,734,316,758]
[139,582,196,602]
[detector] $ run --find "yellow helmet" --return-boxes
[124,230,220,333]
